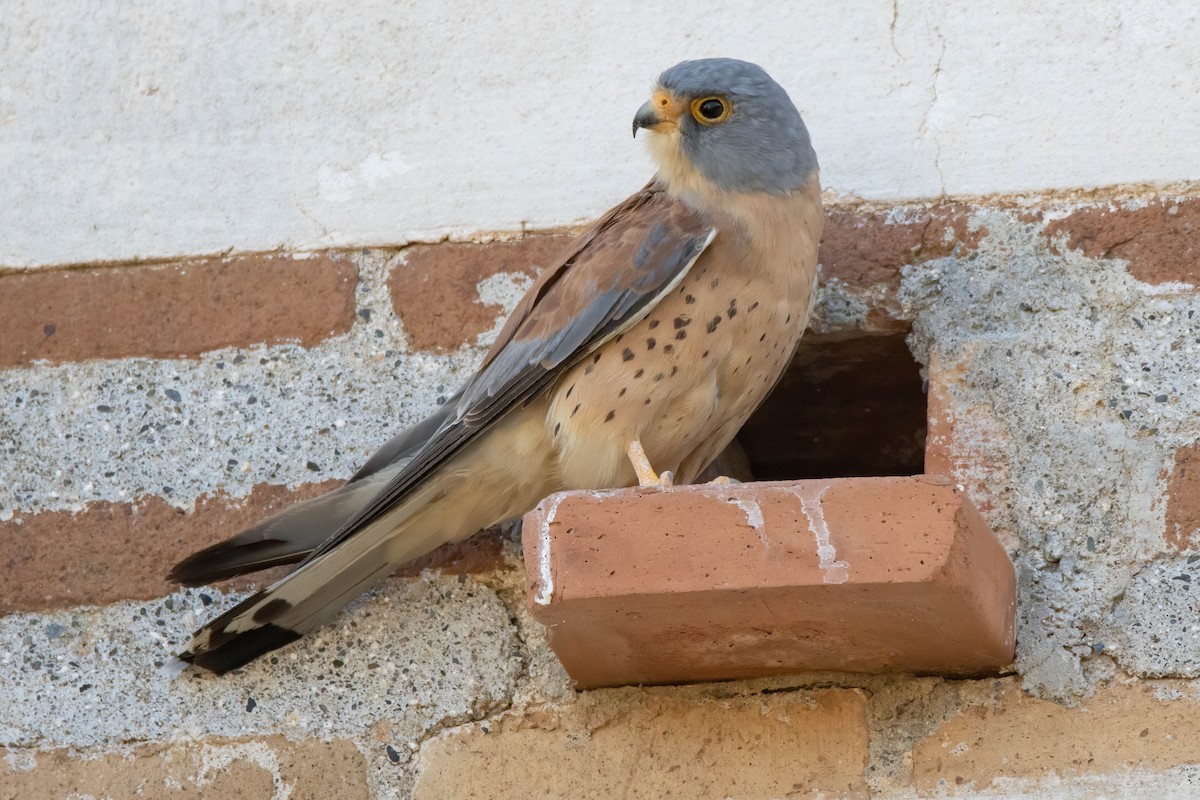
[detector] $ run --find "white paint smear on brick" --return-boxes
[4,1,1200,268]
[793,483,850,584]
[726,495,765,531]
[533,493,565,606]
[707,490,769,550]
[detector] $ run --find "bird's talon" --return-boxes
[706,475,739,485]
[658,470,675,488]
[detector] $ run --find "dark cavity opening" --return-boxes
[736,332,927,480]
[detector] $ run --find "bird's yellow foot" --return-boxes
[706,475,740,485]
[626,439,673,488]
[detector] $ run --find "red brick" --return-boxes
[1166,443,1200,552]
[913,680,1200,793]
[414,688,870,799]
[0,254,358,367]
[0,482,506,613]
[523,476,1014,688]
[924,352,1011,522]
[818,205,984,333]
[389,235,574,352]
[1043,197,1200,286]
[0,736,368,800]
[0,483,335,612]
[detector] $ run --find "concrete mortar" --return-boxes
[0,571,522,753]
[865,677,971,795]
[900,206,1200,700]
[901,765,1200,799]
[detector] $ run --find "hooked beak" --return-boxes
[632,101,663,138]
[632,90,686,138]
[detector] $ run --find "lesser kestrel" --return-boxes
[169,58,823,673]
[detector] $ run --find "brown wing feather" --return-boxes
[304,180,715,561]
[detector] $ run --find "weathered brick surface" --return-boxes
[0,204,1006,366]
[0,736,368,800]
[1043,197,1200,286]
[923,352,1011,525]
[0,482,335,612]
[0,481,506,613]
[1165,442,1200,553]
[913,680,1200,794]
[524,476,1014,688]
[413,688,870,799]
[387,204,992,353]
[0,254,358,367]
[821,205,984,286]
[816,204,983,333]
[6,198,1191,368]
[389,235,574,352]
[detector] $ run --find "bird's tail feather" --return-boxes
[167,467,400,586]
[175,479,449,674]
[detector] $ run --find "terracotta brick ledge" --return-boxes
[523,476,1015,688]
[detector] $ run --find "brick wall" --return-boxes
[4,192,1200,797]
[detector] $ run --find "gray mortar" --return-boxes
[900,207,1200,701]
[0,248,492,519]
[907,765,1200,799]
[365,545,574,800]
[1,571,529,800]
[865,677,970,795]
[809,275,875,332]
[1103,556,1200,678]
[0,570,521,750]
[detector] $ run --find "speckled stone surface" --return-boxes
[0,250,482,519]
[0,573,523,750]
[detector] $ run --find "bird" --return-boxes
[166,57,823,674]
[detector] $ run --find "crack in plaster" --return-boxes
[889,0,903,58]
[912,35,948,197]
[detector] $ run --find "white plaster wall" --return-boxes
[2,0,1197,269]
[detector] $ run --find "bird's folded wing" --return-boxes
[347,386,463,482]
[305,181,716,562]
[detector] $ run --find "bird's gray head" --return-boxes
[633,58,817,196]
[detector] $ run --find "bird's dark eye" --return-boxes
[690,96,731,124]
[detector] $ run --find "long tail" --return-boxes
[172,477,455,674]
[169,397,550,675]
[167,468,399,585]
[167,394,462,586]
